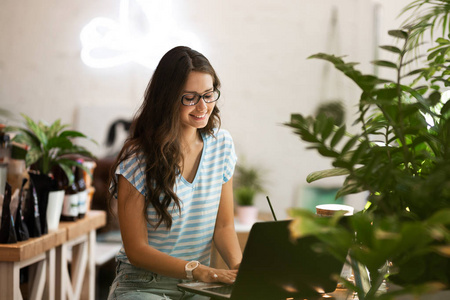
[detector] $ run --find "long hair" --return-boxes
[109,46,221,229]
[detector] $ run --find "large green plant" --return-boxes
[6,114,96,183]
[285,2,450,299]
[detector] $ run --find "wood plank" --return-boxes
[52,227,67,246]
[0,211,104,262]
[28,259,46,300]
[60,210,106,241]
[0,261,21,299]
[0,231,60,262]
[44,248,55,300]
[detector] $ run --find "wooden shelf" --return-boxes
[0,210,106,300]
[59,210,106,241]
[0,227,66,262]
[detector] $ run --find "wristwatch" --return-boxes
[185,260,200,280]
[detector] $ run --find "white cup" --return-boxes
[316,204,354,216]
[47,190,65,231]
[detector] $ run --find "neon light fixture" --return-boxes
[80,0,202,69]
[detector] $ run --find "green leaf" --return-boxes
[22,114,48,147]
[428,91,441,106]
[401,85,436,116]
[342,135,359,153]
[403,68,424,78]
[388,30,408,39]
[59,146,95,159]
[427,209,450,226]
[54,158,83,184]
[46,136,73,151]
[435,37,450,44]
[58,162,75,185]
[350,140,370,165]
[330,125,346,148]
[321,118,334,140]
[379,45,402,54]
[375,87,398,101]
[25,148,42,167]
[336,183,361,199]
[47,119,61,138]
[60,130,88,139]
[415,85,429,95]
[10,128,41,149]
[441,100,450,115]
[371,60,398,69]
[316,145,339,158]
[428,48,443,61]
[306,168,350,183]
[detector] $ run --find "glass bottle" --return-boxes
[60,166,79,222]
[0,125,11,197]
[75,163,88,219]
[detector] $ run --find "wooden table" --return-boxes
[56,210,106,300]
[0,210,106,300]
[0,226,66,300]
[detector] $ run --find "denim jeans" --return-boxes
[107,261,210,300]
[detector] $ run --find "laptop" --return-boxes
[178,220,344,299]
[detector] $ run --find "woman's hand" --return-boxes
[192,265,237,284]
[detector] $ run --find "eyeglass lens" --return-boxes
[181,90,220,106]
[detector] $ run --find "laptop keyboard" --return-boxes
[204,285,233,295]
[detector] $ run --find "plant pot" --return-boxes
[236,205,258,225]
[46,190,65,231]
[28,172,55,235]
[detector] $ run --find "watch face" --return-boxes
[187,261,198,269]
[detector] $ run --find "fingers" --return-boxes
[209,270,219,280]
[199,267,237,284]
[210,270,237,284]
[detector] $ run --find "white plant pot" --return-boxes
[237,205,258,225]
[47,190,65,231]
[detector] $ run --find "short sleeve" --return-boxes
[221,130,238,184]
[114,153,147,197]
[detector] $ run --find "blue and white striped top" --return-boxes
[114,129,237,266]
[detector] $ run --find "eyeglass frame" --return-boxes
[180,89,221,106]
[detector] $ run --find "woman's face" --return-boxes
[180,71,216,131]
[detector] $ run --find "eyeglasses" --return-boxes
[181,90,220,106]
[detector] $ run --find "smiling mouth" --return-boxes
[191,113,207,119]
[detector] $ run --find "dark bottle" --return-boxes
[0,183,18,243]
[60,166,79,222]
[75,163,88,219]
[51,165,66,192]
[0,127,11,198]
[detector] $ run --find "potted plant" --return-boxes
[285,1,450,299]
[6,114,96,233]
[234,161,265,225]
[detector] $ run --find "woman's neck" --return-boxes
[180,127,202,150]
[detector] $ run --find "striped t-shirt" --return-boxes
[114,129,237,266]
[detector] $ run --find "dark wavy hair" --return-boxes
[109,46,221,229]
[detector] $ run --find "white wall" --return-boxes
[0,0,412,219]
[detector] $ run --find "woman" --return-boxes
[107,46,242,300]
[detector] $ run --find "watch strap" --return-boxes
[185,260,200,280]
